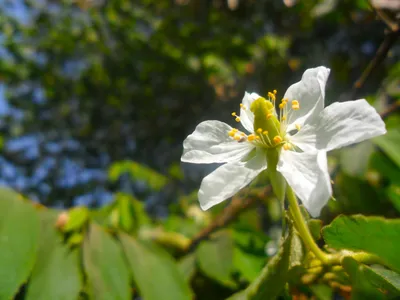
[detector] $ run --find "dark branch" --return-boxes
[182,186,272,254]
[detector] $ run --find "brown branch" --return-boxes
[182,186,272,254]
[380,100,400,119]
[349,18,399,99]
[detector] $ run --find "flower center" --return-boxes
[228,90,301,151]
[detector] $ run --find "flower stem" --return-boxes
[286,186,330,264]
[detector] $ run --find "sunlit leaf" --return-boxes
[323,215,400,273]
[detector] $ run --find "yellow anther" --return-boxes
[232,128,239,132]
[231,112,236,116]
[283,143,292,150]
[295,124,301,131]
[279,103,285,109]
[282,98,288,103]
[267,113,273,119]
[273,89,277,94]
[235,117,241,122]
[240,132,246,136]
[273,136,283,144]
[234,135,241,141]
[248,134,256,142]
[263,130,268,135]
[292,100,300,110]
[240,103,246,110]
[228,130,235,137]
[256,128,263,134]
[282,116,286,121]
[256,136,260,140]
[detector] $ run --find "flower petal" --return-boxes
[284,66,330,131]
[290,99,387,152]
[277,150,332,217]
[239,92,260,133]
[182,120,254,164]
[198,149,267,210]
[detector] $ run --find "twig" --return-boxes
[380,100,400,119]
[182,186,271,254]
[350,29,399,99]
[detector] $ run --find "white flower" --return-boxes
[181,66,386,217]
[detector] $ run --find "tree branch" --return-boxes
[182,186,271,254]
[349,17,399,99]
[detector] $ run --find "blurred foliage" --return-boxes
[0,0,399,299]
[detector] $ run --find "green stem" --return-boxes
[286,186,330,264]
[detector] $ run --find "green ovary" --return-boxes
[250,97,282,147]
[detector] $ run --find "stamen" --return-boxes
[228,130,235,137]
[232,128,239,132]
[240,103,247,110]
[282,116,286,121]
[235,117,241,122]
[283,143,292,150]
[273,136,283,144]
[248,134,256,142]
[295,124,301,131]
[234,135,241,141]
[273,89,277,94]
[263,130,268,135]
[231,112,237,116]
[256,128,263,134]
[267,113,273,119]
[292,100,300,110]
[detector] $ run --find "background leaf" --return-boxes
[196,231,235,286]
[119,233,192,300]
[0,188,40,299]
[25,210,82,300]
[83,223,130,300]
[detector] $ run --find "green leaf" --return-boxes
[108,160,167,191]
[117,193,135,232]
[196,231,235,286]
[323,215,400,273]
[374,128,400,168]
[342,257,385,299]
[63,206,89,232]
[340,141,374,177]
[228,226,301,300]
[363,265,400,296]
[119,233,192,300]
[0,188,40,299]
[25,210,82,300]
[233,247,266,282]
[387,185,400,213]
[309,284,333,300]
[83,224,130,300]
[178,253,197,283]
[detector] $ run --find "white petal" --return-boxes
[198,150,267,210]
[284,66,330,130]
[290,99,387,152]
[277,150,332,217]
[182,120,255,164]
[239,92,260,133]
